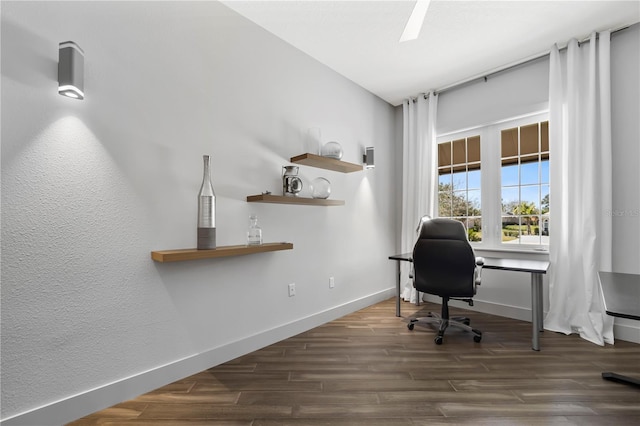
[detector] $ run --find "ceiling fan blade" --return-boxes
[400,0,431,42]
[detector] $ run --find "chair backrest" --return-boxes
[412,217,476,298]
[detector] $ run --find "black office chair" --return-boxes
[407,216,484,345]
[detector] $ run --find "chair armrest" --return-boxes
[474,257,484,287]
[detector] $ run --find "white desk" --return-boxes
[389,253,549,350]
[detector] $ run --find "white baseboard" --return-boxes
[613,320,640,344]
[421,294,640,344]
[1,288,395,426]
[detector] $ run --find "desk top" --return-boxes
[481,257,549,274]
[389,253,549,274]
[598,271,640,321]
[388,253,413,261]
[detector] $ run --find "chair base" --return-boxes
[407,311,482,345]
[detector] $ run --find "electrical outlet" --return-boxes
[329,277,335,289]
[288,283,296,297]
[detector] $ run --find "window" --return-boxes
[438,136,482,242]
[500,121,549,246]
[437,112,549,250]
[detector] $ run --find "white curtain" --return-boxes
[401,92,438,303]
[546,32,614,345]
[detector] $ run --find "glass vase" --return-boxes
[247,214,263,246]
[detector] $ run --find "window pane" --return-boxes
[501,164,519,186]
[541,159,549,184]
[452,190,467,216]
[439,192,451,217]
[439,172,451,188]
[501,187,519,214]
[541,121,549,152]
[521,216,538,240]
[520,186,539,210]
[502,216,521,243]
[452,171,466,191]
[438,192,451,217]
[541,185,549,214]
[467,218,482,242]
[520,161,539,185]
[520,123,539,155]
[468,169,481,190]
[452,139,466,164]
[438,142,451,167]
[467,136,481,162]
[541,214,550,238]
[501,127,518,157]
[468,189,481,215]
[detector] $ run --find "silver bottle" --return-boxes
[197,155,216,249]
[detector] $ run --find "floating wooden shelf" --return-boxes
[290,153,363,173]
[247,194,344,206]
[151,242,293,263]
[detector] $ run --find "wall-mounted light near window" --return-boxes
[58,41,84,100]
[363,146,375,169]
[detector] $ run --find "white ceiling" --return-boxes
[221,0,640,106]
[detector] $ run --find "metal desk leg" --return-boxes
[536,273,544,332]
[396,261,401,317]
[531,272,544,350]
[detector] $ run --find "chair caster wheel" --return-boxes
[463,319,470,326]
[407,323,415,331]
[434,336,443,345]
[473,330,482,343]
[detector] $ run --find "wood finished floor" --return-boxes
[68,298,640,425]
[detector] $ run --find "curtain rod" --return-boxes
[416,24,633,100]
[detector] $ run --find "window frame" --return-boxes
[436,111,549,252]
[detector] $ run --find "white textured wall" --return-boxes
[1,1,397,422]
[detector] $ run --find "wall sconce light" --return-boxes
[363,146,375,169]
[58,41,84,99]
